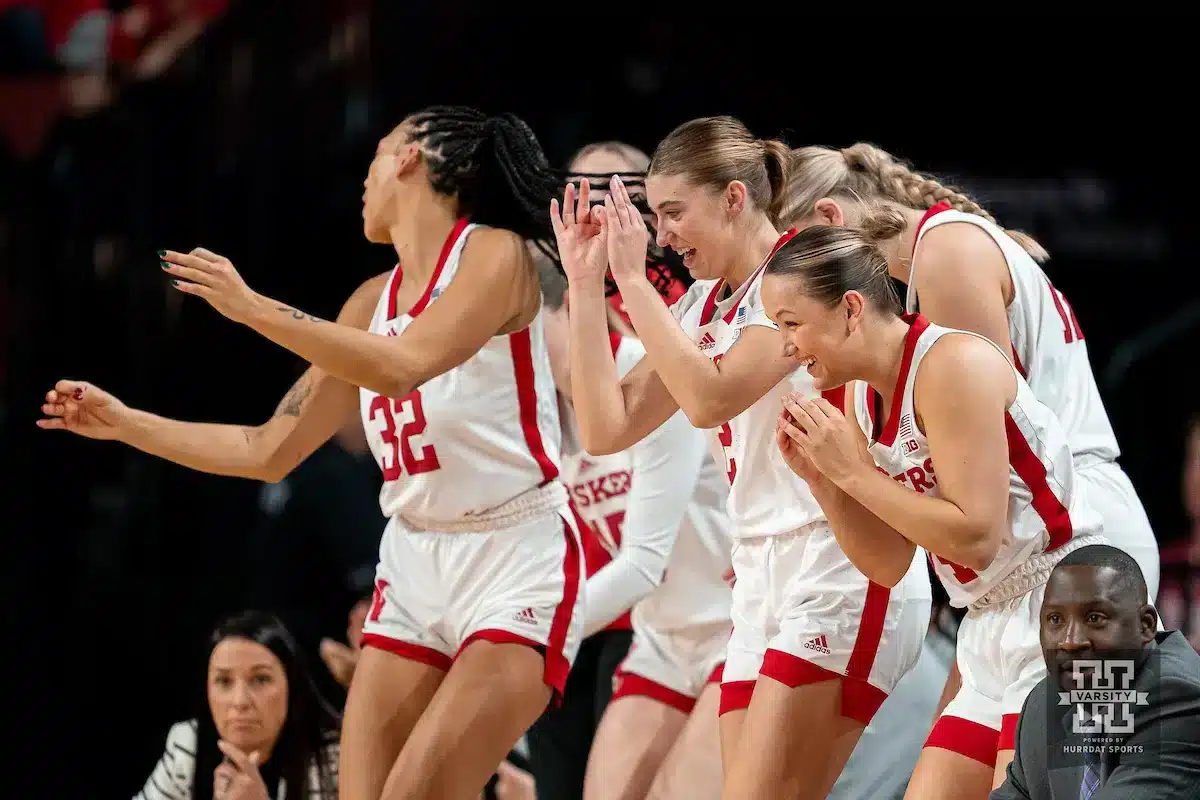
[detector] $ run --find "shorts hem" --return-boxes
[456,627,569,705]
[999,713,1020,752]
[612,671,697,714]
[925,715,1000,768]
[718,679,755,716]
[361,632,452,672]
[759,647,888,725]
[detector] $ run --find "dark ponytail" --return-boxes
[407,105,562,264]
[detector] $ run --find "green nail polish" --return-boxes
[156,250,166,257]
[160,261,169,269]
[171,280,179,286]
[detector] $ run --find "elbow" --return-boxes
[959,525,1002,572]
[681,401,729,432]
[874,560,912,590]
[578,427,623,457]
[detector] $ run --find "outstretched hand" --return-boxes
[38,380,128,440]
[603,175,650,285]
[160,248,263,326]
[550,178,608,283]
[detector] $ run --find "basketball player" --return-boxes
[41,106,582,800]
[760,221,1106,797]
[780,144,1158,790]
[551,117,932,800]
[567,141,692,331]
[533,250,733,799]
[781,144,1157,596]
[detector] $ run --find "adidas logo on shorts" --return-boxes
[803,634,831,655]
[699,332,717,351]
[513,607,537,625]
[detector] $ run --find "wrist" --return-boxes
[244,292,273,329]
[833,462,874,498]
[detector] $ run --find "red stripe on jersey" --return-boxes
[720,228,798,324]
[877,313,930,447]
[387,217,469,320]
[1005,412,1073,552]
[509,328,559,483]
[698,229,799,326]
[821,385,846,413]
[609,331,623,356]
[912,201,953,255]
[698,280,724,326]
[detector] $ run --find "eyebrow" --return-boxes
[654,200,683,212]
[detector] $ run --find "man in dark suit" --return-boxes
[991,544,1200,799]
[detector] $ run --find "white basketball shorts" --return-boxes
[361,505,585,701]
[927,533,1105,766]
[612,618,730,713]
[720,523,931,725]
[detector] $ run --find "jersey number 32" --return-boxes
[368,390,441,480]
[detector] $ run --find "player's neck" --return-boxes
[723,217,782,292]
[387,195,461,283]
[861,314,914,415]
[881,207,929,284]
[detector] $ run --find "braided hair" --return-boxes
[406,105,561,264]
[782,143,1049,263]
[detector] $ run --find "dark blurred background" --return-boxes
[3,4,1197,797]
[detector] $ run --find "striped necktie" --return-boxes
[1079,754,1102,799]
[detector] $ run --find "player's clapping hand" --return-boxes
[550,178,608,283]
[776,394,824,488]
[38,380,128,440]
[160,248,262,326]
[603,175,650,285]
[779,394,871,487]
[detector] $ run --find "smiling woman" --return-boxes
[134,611,340,800]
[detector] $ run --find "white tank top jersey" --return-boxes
[907,203,1119,465]
[561,335,733,630]
[359,219,562,522]
[849,314,1102,607]
[670,230,829,540]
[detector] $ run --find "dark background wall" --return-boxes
[3,5,1195,797]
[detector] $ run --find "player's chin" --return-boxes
[363,220,390,244]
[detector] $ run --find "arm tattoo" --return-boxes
[276,305,323,323]
[274,374,315,418]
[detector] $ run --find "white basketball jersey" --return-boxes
[907,204,1119,464]
[562,335,640,558]
[561,335,733,631]
[850,314,1101,606]
[360,219,561,522]
[670,230,827,539]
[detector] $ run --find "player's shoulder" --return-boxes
[460,225,528,271]
[669,279,716,322]
[917,215,1010,282]
[338,271,392,327]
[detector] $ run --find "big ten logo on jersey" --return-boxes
[366,390,440,481]
[877,457,937,494]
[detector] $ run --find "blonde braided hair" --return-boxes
[783,143,1048,262]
